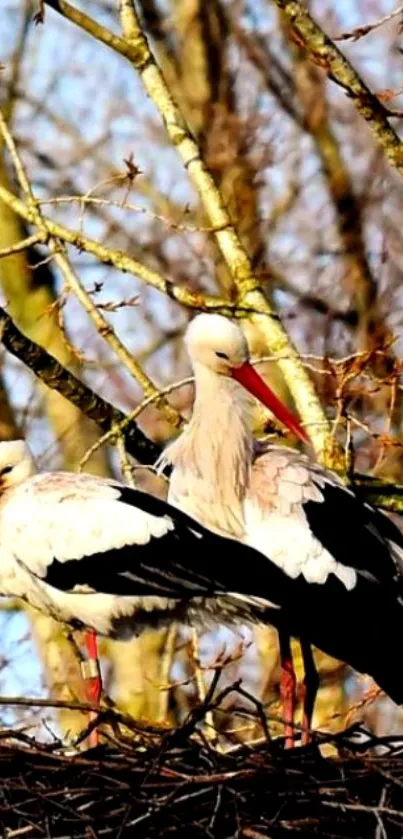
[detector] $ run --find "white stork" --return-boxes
[158,313,403,746]
[0,439,293,747]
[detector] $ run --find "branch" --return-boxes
[270,0,403,176]
[280,24,394,362]
[55,250,181,422]
[0,305,161,464]
[354,476,403,514]
[0,180,244,316]
[334,5,403,42]
[0,232,43,258]
[0,108,182,431]
[42,0,336,465]
[0,693,153,733]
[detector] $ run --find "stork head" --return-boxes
[185,313,309,444]
[185,313,249,374]
[0,440,36,490]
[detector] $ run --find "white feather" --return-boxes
[0,473,174,579]
[243,499,357,590]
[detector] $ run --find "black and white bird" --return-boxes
[1,438,403,751]
[0,438,288,746]
[158,313,403,745]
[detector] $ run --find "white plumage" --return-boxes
[244,447,359,590]
[0,440,284,641]
[0,439,277,749]
[3,474,173,569]
[0,446,177,633]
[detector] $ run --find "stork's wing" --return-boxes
[0,473,284,607]
[249,446,403,588]
[271,563,403,707]
[44,496,403,707]
[42,521,282,610]
[302,480,403,585]
[0,474,179,577]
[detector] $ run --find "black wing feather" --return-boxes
[40,485,285,602]
[44,531,224,598]
[303,480,402,584]
[275,570,403,706]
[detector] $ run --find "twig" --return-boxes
[0,305,161,464]
[322,801,403,818]
[52,249,180,427]
[37,194,228,233]
[334,5,403,42]
[188,631,218,748]
[0,180,238,316]
[0,109,181,428]
[270,0,403,176]
[0,233,44,258]
[78,376,192,469]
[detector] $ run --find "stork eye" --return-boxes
[0,466,13,476]
[215,351,229,360]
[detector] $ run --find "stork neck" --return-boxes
[162,363,254,537]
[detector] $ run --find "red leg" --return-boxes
[299,640,319,746]
[278,628,296,749]
[81,630,102,748]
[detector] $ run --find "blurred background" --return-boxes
[0,0,402,748]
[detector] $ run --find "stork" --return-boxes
[159,313,403,746]
[0,441,403,750]
[0,439,290,747]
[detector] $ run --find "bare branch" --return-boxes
[334,5,403,42]
[0,179,244,315]
[0,305,161,464]
[0,232,44,258]
[0,108,183,429]
[270,0,403,176]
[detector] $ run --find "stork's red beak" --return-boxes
[231,362,309,445]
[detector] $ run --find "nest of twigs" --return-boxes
[1,690,403,839]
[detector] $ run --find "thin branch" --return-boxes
[53,247,181,427]
[0,693,153,733]
[0,305,161,464]
[322,801,403,819]
[0,232,44,258]
[0,108,181,428]
[270,0,403,176]
[0,180,244,316]
[78,376,193,470]
[37,194,223,233]
[334,4,403,42]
